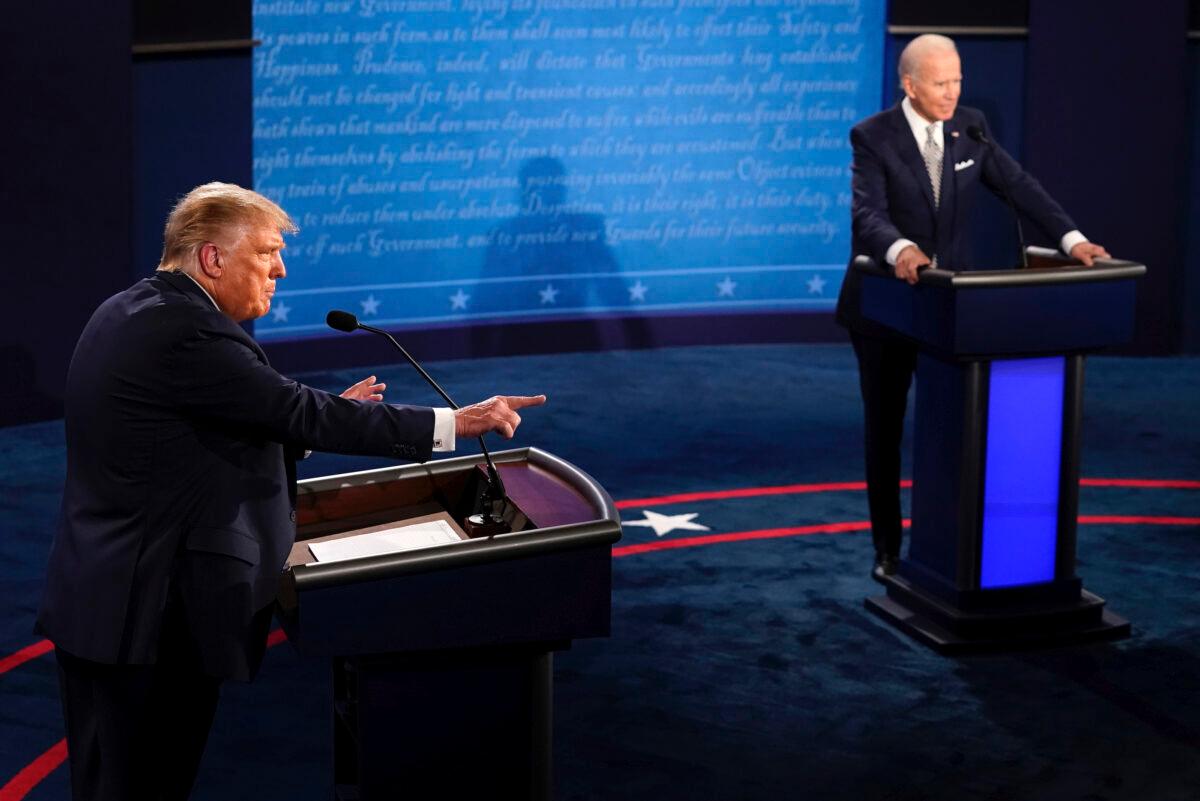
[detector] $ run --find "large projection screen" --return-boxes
[252,1,885,343]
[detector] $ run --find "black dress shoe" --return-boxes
[872,553,898,583]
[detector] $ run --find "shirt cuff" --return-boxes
[432,407,455,452]
[886,238,917,266]
[1060,230,1087,256]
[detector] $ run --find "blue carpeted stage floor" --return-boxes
[1,343,1198,800]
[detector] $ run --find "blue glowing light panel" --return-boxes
[980,357,1065,588]
[251,0,885,340]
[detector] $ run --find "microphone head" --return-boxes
[965,125,988,144]
[326,310,360,332]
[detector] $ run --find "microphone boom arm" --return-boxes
[328,312,508,526]
[966,125,1029,269]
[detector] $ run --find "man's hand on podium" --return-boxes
[455,395,547,439]
[895,245,932,285]
[1070,241,1110,266]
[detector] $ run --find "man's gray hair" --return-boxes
[158,182,297,274]
[898,34,958,83]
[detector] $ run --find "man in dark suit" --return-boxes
[37,182,545,800]
[834,34,1109,582]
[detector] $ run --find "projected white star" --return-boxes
[539,284,559,304]
[807,275,827,295]
[360,294,381,315]
[449,289,470,310]
[628,280,648,302]
[716,277,737,297]
[271,301,291,323]
[623,510,710,537]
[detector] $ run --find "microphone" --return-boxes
[966,125,1029,268]
[325,309,510,535]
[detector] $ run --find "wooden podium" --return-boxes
[855,248,1146,652]
[275,447,621,800]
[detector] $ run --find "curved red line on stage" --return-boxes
[615,477,1200,509]
[612,520,878,556]
[1,488,1195,799]
[1078,515,1200,526]
[0,739,67,801]
[1079,479,1200,489]
[613,516,1199,558]
[0,640,53,678]
[615,481,887,508]
[0,632,292,801]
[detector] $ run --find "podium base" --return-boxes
[866,572,1130,654]
[332,644,556,800]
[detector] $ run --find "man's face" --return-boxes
[210,224,287,322]
[903,49,962,123]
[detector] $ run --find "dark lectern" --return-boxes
[855,247,1146,653]
[275,447,621,800]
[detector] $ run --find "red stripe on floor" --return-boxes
[1079,479,1200,489]
[0,739,67,801]
[0,504,1196,797]
[0,640,53,678]
[0,631,289,800]
[612,520,881,556]
[613,514,1199,558]
[1078,515,1200,526]
[617,477,1199,509]
[614,481,895,508]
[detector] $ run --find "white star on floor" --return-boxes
[716,276,737,297]
[628,280,648,302]
[270,301,291,323]
[807,274,827,295]
[539,284,559,304]
[623,510,710,537]
[449,289,470,310]
[360,294,381,315]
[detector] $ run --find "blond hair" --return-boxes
[157,182,297,273]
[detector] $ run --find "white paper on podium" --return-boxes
[308,518,463,563]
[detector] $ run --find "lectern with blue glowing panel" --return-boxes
[855,249,1146,652]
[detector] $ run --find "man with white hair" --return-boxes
[834,35,1108,582]
[37,182,545,800]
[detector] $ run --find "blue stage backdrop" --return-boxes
[252,0,885,342]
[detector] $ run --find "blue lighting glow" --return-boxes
[980,357,1064,588]
[249,4,886,340]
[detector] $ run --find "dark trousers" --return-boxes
[54,603,222,801]
[850,330,919,559]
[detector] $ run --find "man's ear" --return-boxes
[198,243,222,279]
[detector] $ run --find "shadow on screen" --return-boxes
[472,157,650,355]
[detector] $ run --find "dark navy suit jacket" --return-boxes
[836,103,1076,336]
[38,271,434,680]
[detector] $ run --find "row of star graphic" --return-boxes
[269,274,830,323]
